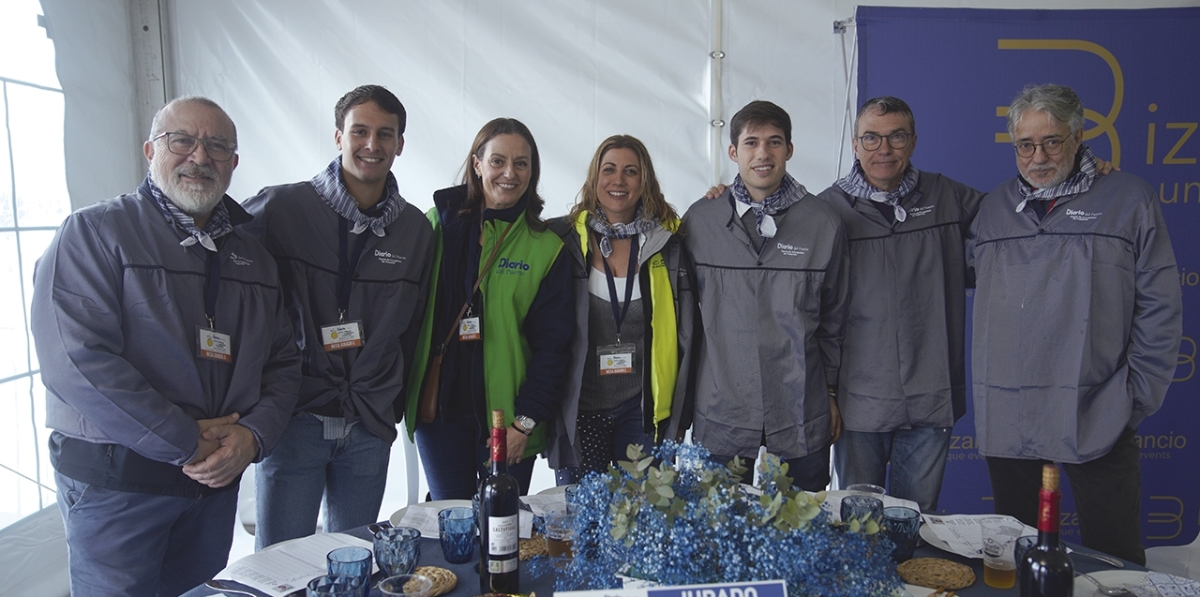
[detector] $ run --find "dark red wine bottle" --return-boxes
[1019,464,1074,597]
[479,409,520,594]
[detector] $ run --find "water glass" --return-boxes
[374,526,422,576]
[378,574,434,597]
[1014,535,1039,582]
[882,506,921,562]
[326,546,372,597]
[840,495,884,524]
[564,484,579,505]
[845,483,887,497]
[542,508,575,559]
[438,507,476,564]
[307,574,364,597]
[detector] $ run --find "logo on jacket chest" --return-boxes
[374,249,407,265]
[1065,208,1103,222]
[229,252,254,266]
[497,257,530,275]
[907,205,934,218]
[775,243,809,257]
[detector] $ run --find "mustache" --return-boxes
[175,163,218,181]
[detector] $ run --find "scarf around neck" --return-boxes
[835,162,920,223]
[730,173,806,238]
[145,174,231,252]
[586,203,659,257]
[310,157,406,237]
[1015,145,1098,212]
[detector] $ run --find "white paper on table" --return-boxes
[214,533,372,597]
[521,493,567,517]
[920,513,1035,558]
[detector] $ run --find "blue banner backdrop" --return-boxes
[856,6,1200,548]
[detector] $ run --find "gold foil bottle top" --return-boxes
[1042,463,1060,491]
[492,409,506,430]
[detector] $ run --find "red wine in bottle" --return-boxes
[479,410,520,594]
[1018,464,1074,597]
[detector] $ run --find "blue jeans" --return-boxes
[833,426,952,512]
[55,471,238,597]
[255,412,392,550]
[555,396,653,485]
[415,412,535,500]
[709,444,832,492]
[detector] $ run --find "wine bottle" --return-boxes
[1018,464,1074,597]
[479,409,520,594]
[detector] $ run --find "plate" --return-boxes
[1074,570,1151,596]
[901,584,935,597]
[535,485,569,495]
[389,499,473,537]
[917,519,1036,558]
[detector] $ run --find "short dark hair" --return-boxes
[334,85,407,133]
[855,96,916,134]
[729,100,792,146]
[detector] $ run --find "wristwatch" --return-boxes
[512,415,536,436]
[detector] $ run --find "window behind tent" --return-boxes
[0,0,69,530]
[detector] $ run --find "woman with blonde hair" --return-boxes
[545,134,696,483]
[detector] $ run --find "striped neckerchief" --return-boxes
[730,173,806,238]
[586,203,659,258]
[309,157,406,237]
[145,174,231,252]
[1015,145,1098,213]
[835,161,920,223]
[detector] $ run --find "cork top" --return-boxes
[492,409,506,429]
[1042,464,1060,491]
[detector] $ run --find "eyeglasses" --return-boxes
[1013,136,1070,159]
[855,132,914,151]
[152,132,237,162]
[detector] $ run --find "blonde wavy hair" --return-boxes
[568,135,678,225]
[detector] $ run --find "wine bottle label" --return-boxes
[486,556,518,573]
[491,427,507,463]
[488,514,519,554]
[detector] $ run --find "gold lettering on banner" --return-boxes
[1176,336,1196,383]
[1147,496,1185,540]
[1146,104,1198,165]
[995,39,1123,167]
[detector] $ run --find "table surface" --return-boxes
[183,525,1143,597]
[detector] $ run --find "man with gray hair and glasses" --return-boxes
[32,96,300,596]
[967,83,1181,564]
[818,96,983,513]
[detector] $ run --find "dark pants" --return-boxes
[415,411,535,500]
[986,426,1145,565]
[556,396,654,485]
[710,443,833,492]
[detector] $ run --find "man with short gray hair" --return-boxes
[968,84,1181,564]
[32,96,300,596]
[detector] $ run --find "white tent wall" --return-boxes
[42,0,1200,215]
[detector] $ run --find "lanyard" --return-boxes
[203,249,222,328]
[337,218,371,322]
[596,231,640,342]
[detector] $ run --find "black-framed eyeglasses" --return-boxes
[1013,136,1070,159]
[152,132,237,162]
[855,132,914,151]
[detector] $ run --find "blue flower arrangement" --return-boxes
[530,442,903,596]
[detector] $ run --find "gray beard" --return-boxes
[151,164,226,219]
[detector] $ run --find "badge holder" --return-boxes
[597,343,636,376]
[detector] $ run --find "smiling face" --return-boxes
[472,133,532,210]
[1013,109,1081,189]
[728,122,793,202]
[595,147,643,224]
[144,100,238,221]
[853,108,916,192]
[334,100,404,207]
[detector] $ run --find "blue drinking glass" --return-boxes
[374,526,422,576]
[882,506,922,562]
[840,495,884,524]
[438,507,476,564]
[326,546,372,597]
[307,574,364,597]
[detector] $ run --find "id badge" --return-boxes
[320,321,365,352]
[197,327,232,363]
[459,316,481,342]
[598,343,635,376]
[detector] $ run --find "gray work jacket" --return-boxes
[817,172,983,432]
[683,188,849,460]
[967,171,1181,463]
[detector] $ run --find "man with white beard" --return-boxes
[31,96,300,597]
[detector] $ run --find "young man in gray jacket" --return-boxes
[968,84,1181,565]
[32,97,301,597]
[243,85,434,549]
[682,100,848,491]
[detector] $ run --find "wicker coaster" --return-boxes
[519,533,548,560]
[412,566,457,597]
[896,557,976,590]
